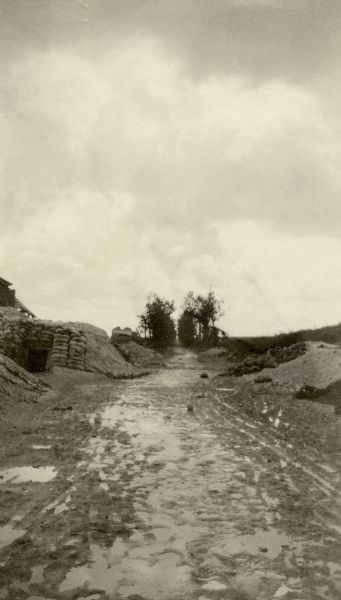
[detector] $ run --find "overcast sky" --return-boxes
[1,0,341,335]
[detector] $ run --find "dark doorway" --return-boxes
[26,349,50,372]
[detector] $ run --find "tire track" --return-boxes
[206,390,341,534]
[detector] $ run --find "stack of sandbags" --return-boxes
[0,309,27,363]
[25,322,54,349]
[0,311,89,374]
[39,329,55,347]
[49,328,70,368]
[67,332,87,370]
[24,321,87,371]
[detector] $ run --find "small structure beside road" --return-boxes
[0,277,15,308]
[0,276,35,318]
[111,326,133,344]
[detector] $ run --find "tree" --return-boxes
[180,290,224,348]
[138,294,176,350]
[196,290,224,343]
[178,312,196,347]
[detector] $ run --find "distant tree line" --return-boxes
[138,290,224,350]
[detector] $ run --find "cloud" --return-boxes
[1,41,340,237]
[1,1,340,84]
[1,4,340,334]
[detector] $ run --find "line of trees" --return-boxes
[138,290,224,350]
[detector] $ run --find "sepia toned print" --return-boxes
[0,2,340,599]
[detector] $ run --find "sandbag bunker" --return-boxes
[27,324,87,371]
[0,309,87,373]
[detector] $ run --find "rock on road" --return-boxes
[0,348,340,600]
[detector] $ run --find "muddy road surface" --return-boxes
[0,349,340,600]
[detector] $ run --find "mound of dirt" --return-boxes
[223,342,307,377]
[71,323,148,378]
[114,341,164,368]
[0,353,49,403]
[244,342,341,391]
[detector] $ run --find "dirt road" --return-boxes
[0,349,340,599]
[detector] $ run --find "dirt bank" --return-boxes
[114,340,164,368]
[0,353,49,404]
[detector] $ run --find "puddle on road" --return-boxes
[101,402,183,463]
[29,565,46,584]
[60,541,193,599]
[211,528,292,560]
[0,524,26,549]
[0,466,57,484]
[32,445,52,450]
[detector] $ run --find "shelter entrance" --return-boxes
[26,349,50,372]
